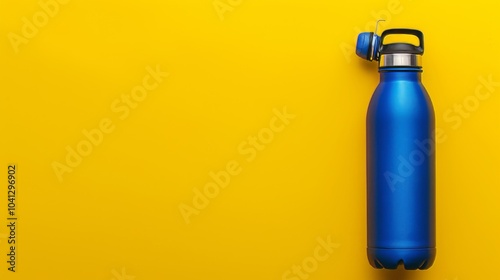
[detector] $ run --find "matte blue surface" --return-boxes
[366,67,436,269]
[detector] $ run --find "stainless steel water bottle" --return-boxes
[356,25,436,269]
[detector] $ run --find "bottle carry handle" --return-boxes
[380,29,424,54]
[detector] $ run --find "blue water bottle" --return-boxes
[356,25,436,269]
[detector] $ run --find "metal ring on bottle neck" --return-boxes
[379,53,422,67]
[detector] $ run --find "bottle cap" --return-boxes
[356,32,381,61]
[378,29,424,67]
[355,24,425,68]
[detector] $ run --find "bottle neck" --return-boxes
[379,53,422,67]
[379,67,422,82]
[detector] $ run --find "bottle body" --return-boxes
[366,68,436,269]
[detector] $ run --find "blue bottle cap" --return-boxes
[356,32,380,61]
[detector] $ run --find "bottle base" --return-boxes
[367,248,436,270]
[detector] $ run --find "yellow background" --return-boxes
[1,0,499,279]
